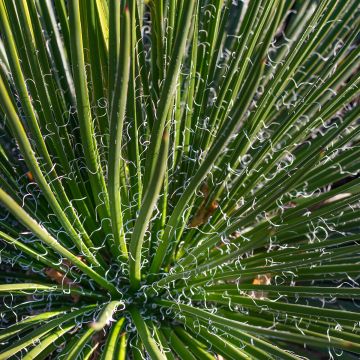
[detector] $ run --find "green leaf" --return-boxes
[91,301,125,331]
[128,307,167,360]
[108,6,131,259]
[129,130,169,290]
[0,306,96,359]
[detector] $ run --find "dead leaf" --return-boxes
[189,184,219,227]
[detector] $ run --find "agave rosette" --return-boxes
[0,0,359,359]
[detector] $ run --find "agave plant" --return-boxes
[0,0,359,358]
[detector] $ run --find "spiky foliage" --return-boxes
[0,0,359,358]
